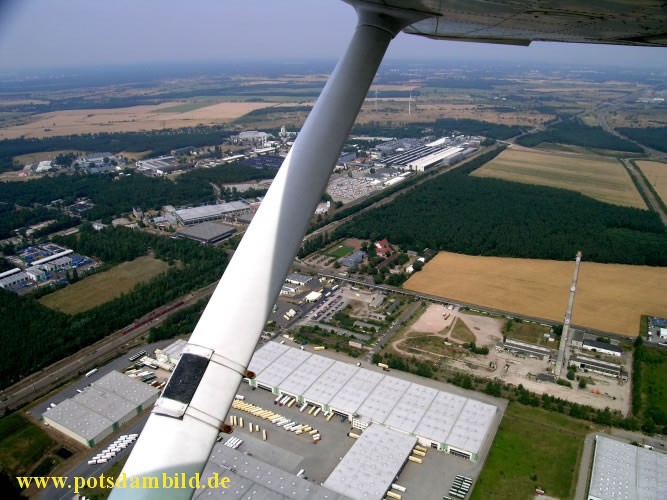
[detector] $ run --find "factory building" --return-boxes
[42,371,159,447]
[285,273,313,286]
[588,435,667,500]
[155,339,187,366]
[323,424,416,500]
[581,339,622,357]
[175,221,236,244]
[341,251,367,268]
[502,338,553,360]
[246,343,499,462]
[569,355,622,378]
[201,442,347,499]
[0,271,30,289]
[174,201,251,225]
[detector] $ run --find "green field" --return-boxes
[327,245,354,259]
[505,320,551,345]
[451,318,476,343]
[40,256,169,314]
[643,346,667,422]
[0,414,55,476]
[472,403,588,500]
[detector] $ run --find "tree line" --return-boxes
[516,119,643,152]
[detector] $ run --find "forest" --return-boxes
[516,119,643,152]
[0,126,232,173]
[0,225,228,389]
[330,152,667,265]
[617,126,667,153]
[0,163,275,221]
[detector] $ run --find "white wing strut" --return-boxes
[110,4,426,498]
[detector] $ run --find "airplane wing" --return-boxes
[365,0,667,47]
[111,1,666,497]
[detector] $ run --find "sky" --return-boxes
[0,0,665,71]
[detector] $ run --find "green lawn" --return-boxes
[472,403,588,500]
[643,346,667,416]
[327,245,354,259]
[0,414,55,476]
[506,320,551,345]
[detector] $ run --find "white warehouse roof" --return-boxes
[323,424,417,500]
[250,344,498,456]
[589,435,667,500]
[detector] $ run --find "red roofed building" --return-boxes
[375,238,391,256]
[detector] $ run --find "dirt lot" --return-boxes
[0,101,277,139]
[635,160,667,204]
[473,147,646,208]
[405,251,667,337]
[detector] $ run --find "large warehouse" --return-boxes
[588,435,667,500]
[323,424,417,499]
[175,221,236,244]
[42,371,159,447]
[174,201,250,225]
[247,343,499,461]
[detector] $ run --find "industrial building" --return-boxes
[378,141,469,172]
[323,424,416,499]
[174,201,251,225]
[246,343,499,462]
[42,371,159,447]
[341,250,367,268]
[581,339,622,357]
[199,442,347,499]
[502,338,553,360]
[588,435,667,500]
[285,273,313,286]
[155,339,187,366]
[175,221,236,244]
[569,355,622,378]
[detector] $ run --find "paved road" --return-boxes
[622,158,667,225]
[365,300,422,362]
[574,433,596,500]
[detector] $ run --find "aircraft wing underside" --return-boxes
[355,0,667,47]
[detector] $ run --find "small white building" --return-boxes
[36,161,53,172]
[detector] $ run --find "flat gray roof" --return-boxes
[279,355,335,396]
[176,221,235,242]
[198,443,347,500]
[160,339,188,361]
[302,361,358,404]
[43,371,159,441]
[589,435,667,500]
[256,348,311,389]
[252,344,498,455]
[446,399,497,455]
[248,341,289,377]
[413,391,466,445]
[176,201,249,223]
[356,376,410,424]
[326,368,384,415]
[323,425,417,500]
[383,383,438,434]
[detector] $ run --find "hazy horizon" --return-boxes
[0,0,665,72]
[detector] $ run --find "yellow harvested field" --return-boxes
[40,256,169,314]
[473,148,646,208]
[404,252,667,337]
[0,101,277,139]
[636,161,667,205]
